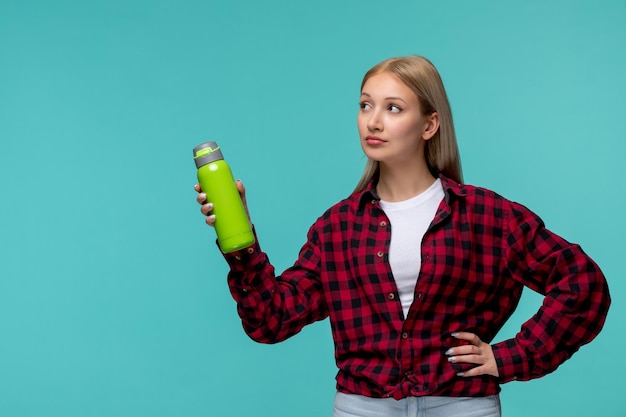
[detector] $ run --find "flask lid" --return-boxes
[193,141,224,168]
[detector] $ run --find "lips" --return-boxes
[365,136,386,145]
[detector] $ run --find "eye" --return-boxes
[359,102,372,111]
[388,104,402,113]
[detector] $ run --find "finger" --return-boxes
[197,192,207,205]
[458,360,499,378]
[457,364,490,378]
[236,179,247,205]
[205,214,216,227]
[200,203,213,216]
[236,179,245,195]
[448,353,484,365]
[235,179,252,222]
[452,332,482,346]
[194,184,202,192]
[446,344,480,357]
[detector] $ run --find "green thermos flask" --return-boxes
[193,141,255,253]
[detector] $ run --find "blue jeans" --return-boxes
[333,392,501,417]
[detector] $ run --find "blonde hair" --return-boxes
[354,55,463,192]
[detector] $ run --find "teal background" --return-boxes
[1,0,623,416]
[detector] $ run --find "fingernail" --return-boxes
[206,203,213,210]
[445,349,453,355]
[208,215,216,222]
[451,332,460,337]
[457,372,465,377]
[448,356,456,363]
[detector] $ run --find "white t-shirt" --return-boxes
[379,179,444,319]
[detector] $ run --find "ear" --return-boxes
[422,112,440,141]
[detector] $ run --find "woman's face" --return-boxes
[357,71,437,166]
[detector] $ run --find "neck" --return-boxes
[377,160,436,202]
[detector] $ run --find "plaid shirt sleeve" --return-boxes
[222,226,328,343]
[492,201,611,382]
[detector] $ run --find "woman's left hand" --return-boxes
[446,332,499,378]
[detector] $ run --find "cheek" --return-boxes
[357,115,367,134]
[398,120,425,140]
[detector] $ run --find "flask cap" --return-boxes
[193,141,224,168]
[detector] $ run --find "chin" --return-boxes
[362,148,387,162]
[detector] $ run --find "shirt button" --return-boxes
[377,251,384,258]
[401,332,409,339]
[417,292,422,299]
[380,221,387,227]
[235,255,242,261]
[247,247,254,254]
[388,293,395,300]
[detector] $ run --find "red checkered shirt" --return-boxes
[222,174,610,399]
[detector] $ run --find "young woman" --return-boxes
[195,56,610,417]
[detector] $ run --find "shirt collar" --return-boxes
[357,172,466,208]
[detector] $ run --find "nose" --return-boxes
[367,109,383,132]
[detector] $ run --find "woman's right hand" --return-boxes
[195,180,250,227]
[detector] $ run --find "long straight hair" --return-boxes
[354,56,463,193]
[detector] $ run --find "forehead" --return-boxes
[361,72,416,101]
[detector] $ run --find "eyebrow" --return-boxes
[360,92,408,104]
